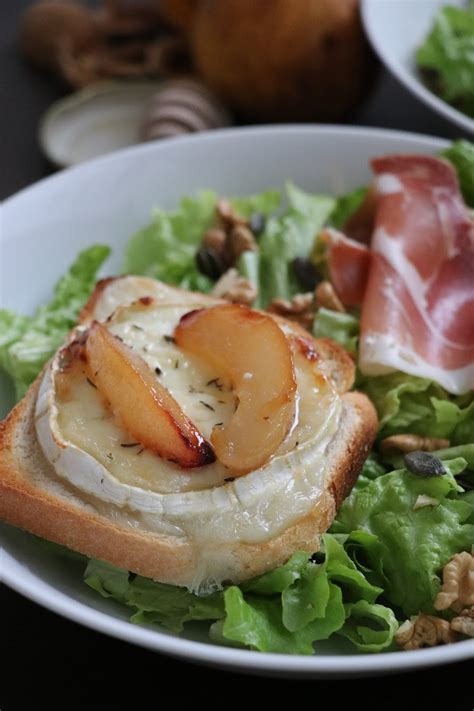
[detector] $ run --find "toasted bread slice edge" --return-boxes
[0,374,377,587]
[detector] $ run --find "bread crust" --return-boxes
[0,278,378,586]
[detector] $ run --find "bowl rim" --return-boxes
[3,546,473,675]
[2,124,473,675]
[2,123,450,211]
[361,0,474,135]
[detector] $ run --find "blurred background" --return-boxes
[0,0,467,199]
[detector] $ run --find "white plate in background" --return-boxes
[2,126,473,677]
[362,0,474,135]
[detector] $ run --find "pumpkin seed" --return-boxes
[249,211,266,236]
[292,257,320,290]
[404,451,446,477]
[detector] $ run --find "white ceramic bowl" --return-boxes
[1,126,473,677]
[362,0,474,135]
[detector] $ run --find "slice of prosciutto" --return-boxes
[323,228,371,307]
[358,155,474,395]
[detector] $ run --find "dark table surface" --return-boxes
[1,2,473,707]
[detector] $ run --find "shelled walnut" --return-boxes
[197,200,260,279]
[380,434,450,456]
[395,615,456,650]
[314,281,345,312]
[267,294,314,330]
[212,269,256,306]
[434,548,474,613]
[451,607,474,638]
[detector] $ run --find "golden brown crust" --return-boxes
[0,384,376,585]
[328,391,378,507]
[0,277,377,586]
[79,276,119,322]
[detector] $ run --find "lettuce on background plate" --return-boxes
[442,140,474,207]
[416,2,474,120]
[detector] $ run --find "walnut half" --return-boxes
[266,293,314,329]
[212,268,257,306]
[380,434,450,456]
[315,280,345,313]
[451,607,474,638]
[395,615,456,650]
[434,548,474,613]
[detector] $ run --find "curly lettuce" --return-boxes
[416,2,474,120]
[0,245,110,400]
[2,142,474,656]
[124,190,281,295]
[442,139,474,206]
[357,371,474,443]
[332,458,474,617]
[84,534,397,654]
[313,308,359,353]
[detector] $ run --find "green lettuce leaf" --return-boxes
[339,600,398,653]
[435,443,474,470]
[332,459,474,616]
[354,455,387,491]
[416,4,474,119]
[85,559,131,602]
[231,190,281,218]
[124,191,216,292]
[442,139,474,207]
[313,308,359,353]
[84,559,224,633]
[241,550,308,595]
[237,250,261,308]
[0,245,110,399]
[216,583,345,655]
[83,534,396,654]
[212,534,395,653]
[357,371,474,442]
[257,184,335,305]
[124,190,280,294]
[339,531,389,591]
[328,186,368,229]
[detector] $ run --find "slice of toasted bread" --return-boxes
[0,277,377,589]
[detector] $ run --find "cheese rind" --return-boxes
[35,287,343,557]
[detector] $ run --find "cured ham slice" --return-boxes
[323,228,371,306]
[358,155,474,395]
[342,188,376,244]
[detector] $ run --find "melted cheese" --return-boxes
[35,277,343,588]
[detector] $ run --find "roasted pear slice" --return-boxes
[174,304,297,474]
[85,321,215,467]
